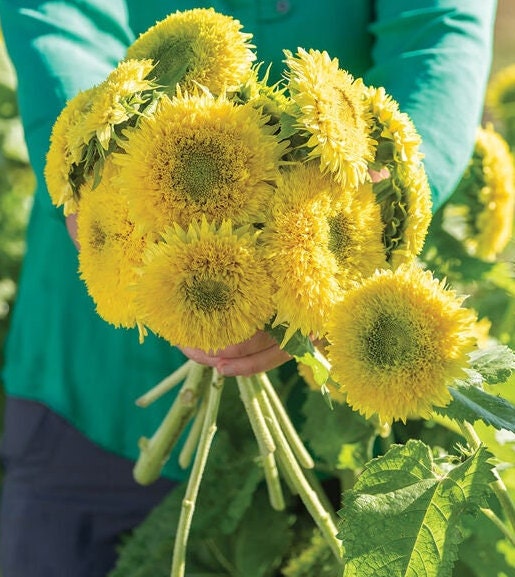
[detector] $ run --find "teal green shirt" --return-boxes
[0,0,496,479]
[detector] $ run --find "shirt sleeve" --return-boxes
[0,0,134,213]
[365,0,497,211]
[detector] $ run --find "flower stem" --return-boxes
[170,370,225,577]
[459,420,515,533]
[133,362,211,485]
[237,375,285,511]
[136,360,194,407]
[178,393,208,470]
[266,412,344,562]
[480,507,515,546]
[255,372,315,469]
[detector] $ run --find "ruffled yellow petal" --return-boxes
[77,159,154,328]
[445,123,515,261]
[114,91,285,231]
[284,48,376,188]
[261,163,386,342]
[135,218,275,351]
[326,264,478,424]
[45,86,98,214]
[126,8,255,94]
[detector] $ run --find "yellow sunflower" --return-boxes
[365,85,423,170]
[284,48,376,188]
[126,8,255,94]
[80,59,158,150]
[445,124,515,262]
[114,91,285,231]
[382,162,433,267]
[261,163,386,343]
[135,218,275,352]
[45,86,98,215]
[77,159,154,329]
[486,63,515,145]
[326,264,478,424]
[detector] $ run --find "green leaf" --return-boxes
[301,391,375,469]
[454,509,515,577]
[436,385,515,433]
[266,324,330,387]
[233,487,294,577]
[338,440,495,577]
[469,345,515,385]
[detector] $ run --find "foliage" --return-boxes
[0,31,34,435]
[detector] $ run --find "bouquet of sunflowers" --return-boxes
[45,9,515,577]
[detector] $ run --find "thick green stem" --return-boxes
[266,413,344,562]
[460,420,515,533]
[255,372,315,469]
[136,360,194,407]
[178,393,208,470]
[481,507,515,546]
[133,362,211,485]
[237,375,285,511]
[170,371,225,577]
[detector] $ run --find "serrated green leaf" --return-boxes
[338,440,495,577]
[469,345,515,385]
[436,386,515,433]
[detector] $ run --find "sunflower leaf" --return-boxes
[469,345,515,385]
[435,385,515,433]
[338,440,495,577]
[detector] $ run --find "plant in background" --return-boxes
[45,9,515,577]
[0,31,33,380]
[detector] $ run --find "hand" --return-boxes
[66,213,80,250]
[180,330,292,377]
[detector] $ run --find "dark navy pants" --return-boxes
[0,397,177,577]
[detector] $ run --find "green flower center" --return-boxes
[327,213,351,264]
[149,37,194,89]
[187,278,232,312]
[173,139,234,204]
[363,313,418,368]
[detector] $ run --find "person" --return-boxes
[0,1,497,575]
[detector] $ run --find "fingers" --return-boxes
[178,330,292,377]
[216,342,291,377]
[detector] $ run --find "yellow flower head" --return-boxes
[77,159,154,329]
[45,86,98,214]
[284,48,376,188]
[126,8,256,94]
[326,264,478,424]
[366,85,423,170]
[446,124,515,262]
[114,91,285,231]
[135,218,275,352]
[383,163,433,267]
[80,59,158,150]
[486,63,515,122]
[262,163,386,343]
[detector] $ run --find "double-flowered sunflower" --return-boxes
[284,48,376,188]
[46,59,159,215]
[135,219,275,352]
[326,264,478,424]
[445,123,515,262]
[77,158,154,331]
[365,86,433,265]
[114,90,285,232]
[262,162,386,343]
[45,86,99,215]
[126,7,256,94]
